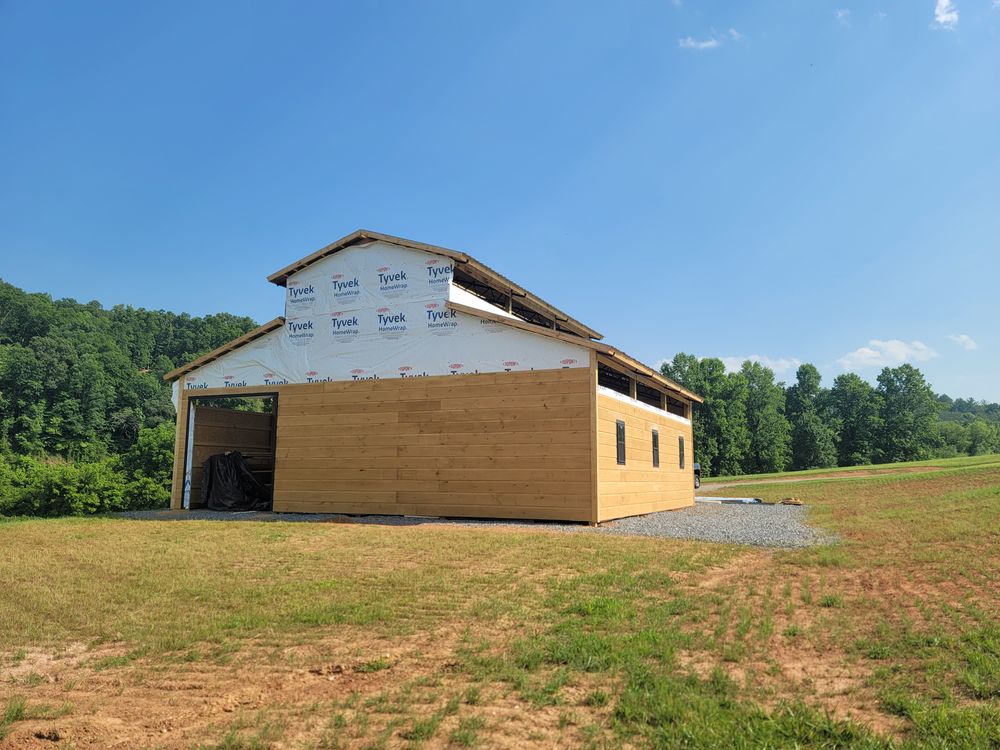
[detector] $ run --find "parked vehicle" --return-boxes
[693,462,701,489]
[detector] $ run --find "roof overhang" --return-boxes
[446,302,703,404]
[265,229,603,341]
[163,317,285,382]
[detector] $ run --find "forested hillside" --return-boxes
[662,354,1000,477]
[0,280,258,514]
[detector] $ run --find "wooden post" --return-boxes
[170,387,187,509]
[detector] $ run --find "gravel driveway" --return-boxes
[117,503,832,549]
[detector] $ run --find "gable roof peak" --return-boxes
[266,229,602,341]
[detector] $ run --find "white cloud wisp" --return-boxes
[678,36,720,50]
[949,334,978,350]
[720,355,803,375]
[933,0,959,29]
[837,339,938,370]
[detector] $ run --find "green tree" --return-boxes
[786,364,837,470]
[663,354,713,472]
[0,278,255,460]
[935,420,970,458]
[828,373,882,466]
[967,419,1000,456]
[875,365,938,462]
[661,354,749,476]
[116,422,176,487]
[740,361,790,474]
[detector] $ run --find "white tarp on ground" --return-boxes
[179,242,588,393]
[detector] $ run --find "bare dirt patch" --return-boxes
[673,550,913,738]
[0,625,619,749]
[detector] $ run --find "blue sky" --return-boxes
[1,1,998,400]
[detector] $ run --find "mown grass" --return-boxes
[1,461,999,747]
[703,452,1000,484]
[0,518,730,655]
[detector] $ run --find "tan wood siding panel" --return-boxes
[265,368,592,521]
[595,393,694,522]
[274,431,592,447]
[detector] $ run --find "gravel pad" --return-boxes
[117,503,833,548]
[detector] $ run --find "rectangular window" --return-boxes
[652,430,660,467]
[616,420,626,465]
[679,436,685,469]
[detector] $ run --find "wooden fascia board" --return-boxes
[267,229,468,285]
[163,317,285,382]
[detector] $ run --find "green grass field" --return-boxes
[703,453,1000,484]
[1,456,999,748]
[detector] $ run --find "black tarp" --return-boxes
[201,451,271,511]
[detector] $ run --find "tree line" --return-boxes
[2,277,998,513]
[0,279,258,514]
[661,354,1000,477]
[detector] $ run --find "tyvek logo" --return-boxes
[286,279,316,310]
[560,358,579,368]
[376,265,408,297]
[286,317,315,346]
[350,367,379,381]
[263,372,288,385]
[425,302,457,335]
[223,374,248,388]
[331,272,361,303]
[425,258,452,285]
[305,370,334,383]
[330,311,360,341]
[376,306,407,337]
[502,360,519,371]
[448,363,481,376]
[185,375,208,389]
[397,365,429,378]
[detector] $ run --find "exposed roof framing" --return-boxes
[163,317,285,382]
[265,229,603,341]
[446,301,703,404]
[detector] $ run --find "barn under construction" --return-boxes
[165,230,702,523]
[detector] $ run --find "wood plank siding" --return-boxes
[595,390,694,522]
[173,368,594,521]
[170,364,696,522]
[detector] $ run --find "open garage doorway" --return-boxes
[181,393,278,511]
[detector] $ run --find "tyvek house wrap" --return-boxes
[176,241,589,399]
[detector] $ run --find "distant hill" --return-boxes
[0,279,257,459]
